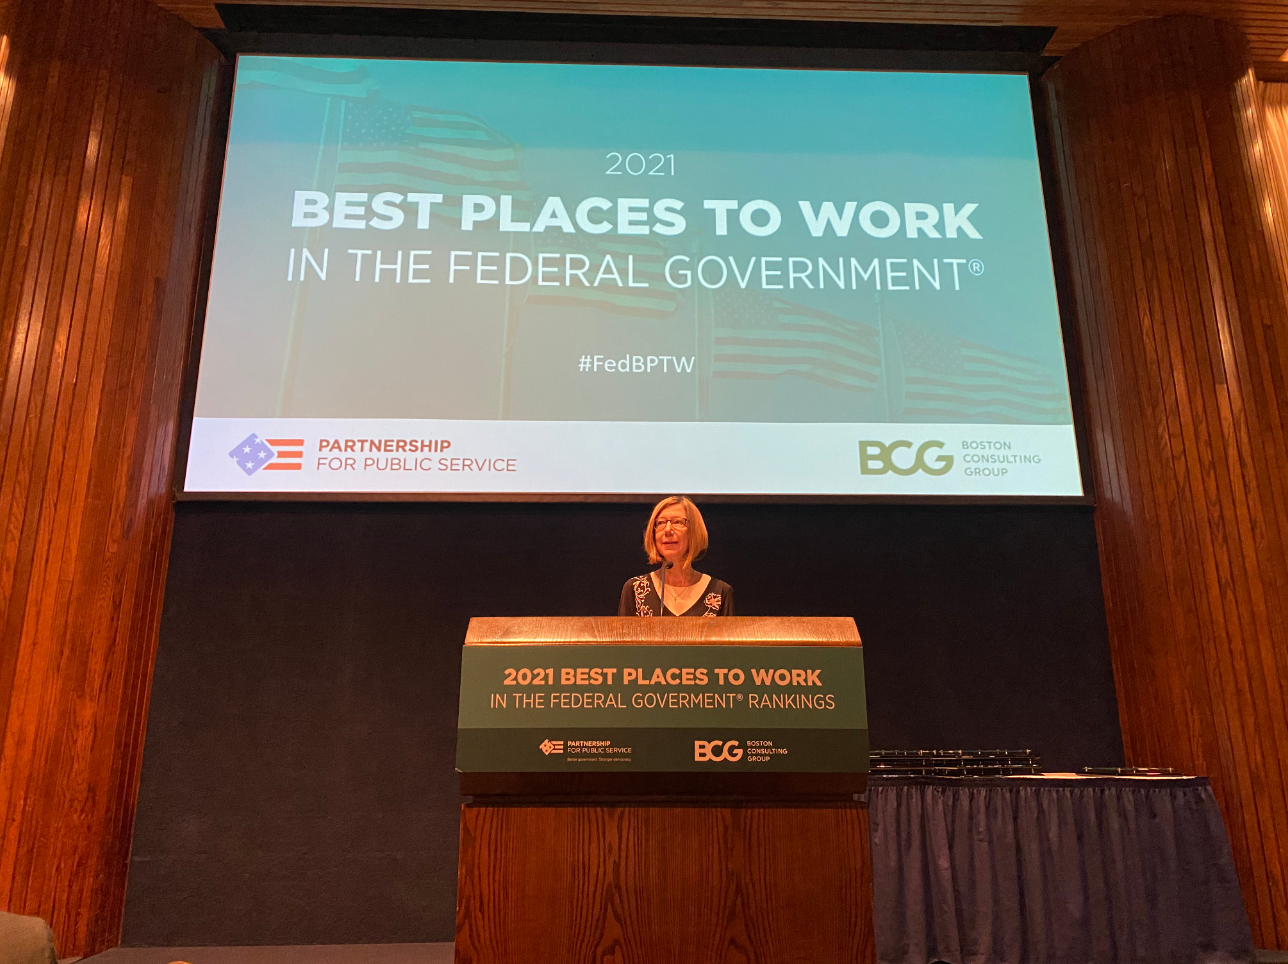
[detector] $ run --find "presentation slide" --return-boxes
[184,56,1083,497]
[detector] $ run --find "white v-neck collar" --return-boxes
[651,572,712,615]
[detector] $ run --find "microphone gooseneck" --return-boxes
[660,560,674,617]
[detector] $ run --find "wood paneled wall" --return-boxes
[1264,83,1288,138]
[0,0,221,955]
[1260,82,1288,271]
[1045,15,1288,949]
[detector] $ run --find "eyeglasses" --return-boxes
[653,519,689,532]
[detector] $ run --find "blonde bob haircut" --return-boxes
[644,496,709,565]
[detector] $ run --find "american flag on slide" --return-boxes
[522,231,680,319]
[712,289,882,392]
[227,434,304,476]
[236,58,378,99]
[893,322,1070,423]
[334,98,531,223]
[234,58,531,222]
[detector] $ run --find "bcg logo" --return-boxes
[859,440,953,476]
[694,740,743,762]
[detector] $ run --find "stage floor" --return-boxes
[77,944,1288,964]
[82,945,454,964]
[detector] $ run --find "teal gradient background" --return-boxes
[196,57,1074,427]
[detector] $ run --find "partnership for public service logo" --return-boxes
[228,433,304,476]
[858,440,953,476]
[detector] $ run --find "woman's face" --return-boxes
[653,503,690,565]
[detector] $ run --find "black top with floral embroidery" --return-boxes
[617,573,735,617]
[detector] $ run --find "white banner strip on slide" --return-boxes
[185,418,1083,496]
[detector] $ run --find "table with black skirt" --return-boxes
[866,774,1255,964]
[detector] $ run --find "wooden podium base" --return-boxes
[454,803,875,964]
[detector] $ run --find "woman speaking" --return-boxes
[618,496,734,617]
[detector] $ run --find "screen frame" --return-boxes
[172,17,1096,506]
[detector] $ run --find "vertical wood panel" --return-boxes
[455,804,876,964]
[1259,82,1288,287]
[1045,14,1288,949]
[0,0,222,955]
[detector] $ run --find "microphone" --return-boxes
[660,560,674,616]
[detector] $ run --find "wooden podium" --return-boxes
[453,616,876,964]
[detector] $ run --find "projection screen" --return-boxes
[181,56,1083,498]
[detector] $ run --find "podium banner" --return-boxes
[456,643,867,773]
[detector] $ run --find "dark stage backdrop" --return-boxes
[123,501,1122,946]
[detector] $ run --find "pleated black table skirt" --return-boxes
[867,775,1254,964]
